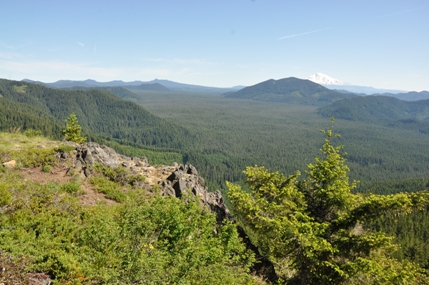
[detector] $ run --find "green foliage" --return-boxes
[0,79,196,149]
[227,124,429,284]
[62,113,86,143]
[90,176,126,202]
[13,148,57,168]
[60,181,81,194]
[0,187,12,206]
[42,165,51,173]
[0,168,257,284]
[92,163,143,186]
[23,128,43,138]
[370,205,429,271]
[55,145,75,152]
[318,96,429,124]
[13,84,27,93]
[0,97,63,139]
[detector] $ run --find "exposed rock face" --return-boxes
[67,142,230,219]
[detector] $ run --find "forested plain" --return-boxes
[2,78,429,281]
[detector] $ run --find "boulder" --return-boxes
[2,160,16,168]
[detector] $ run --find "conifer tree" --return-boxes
[62,113,86,143]
[227,120,429,284]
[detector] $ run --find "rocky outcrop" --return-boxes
[64,142,230,220]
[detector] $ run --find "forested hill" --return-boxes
[318,95,429,125]
[0,79,195,149]
[372,90,429,101]
[0,97,63,138]
[224,77,356,105]
[65,86,143,102]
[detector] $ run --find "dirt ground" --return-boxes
[19,165,116,206]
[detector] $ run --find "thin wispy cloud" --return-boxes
[278,28,330,40]
[77,41,85,47]
[376,6,425,18]
[0,41,34,50]
[93,44,97,54]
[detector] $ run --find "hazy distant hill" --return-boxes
[129,83,171,92]
[22,78,143,89]
[64,86,141,101]
[22,78,240,94]
[1,79,195,148]
[224,77,356,105]
[318,95,429,125]
[369,91,429,101]
[326,85,407,95]
[146,79,242,94]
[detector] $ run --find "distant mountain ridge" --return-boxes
[224,77,356,105]
[22,78,241,94]
[370,91,429,101]
[21,76,429,100]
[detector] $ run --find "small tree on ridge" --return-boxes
[62,113,86,143]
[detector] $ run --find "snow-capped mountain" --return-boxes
[307,73,351,86]
[306,73,406,95]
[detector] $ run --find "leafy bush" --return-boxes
[93,163,144,186]
[56,145,76,153]
[60,181,81,194]
[42,165,51,173]
[13,148,57,167]
[23,129,43,138]
[90,176,126,202]
[0,169,257,284]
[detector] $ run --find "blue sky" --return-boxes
[1,0,428,91]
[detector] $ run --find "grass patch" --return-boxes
[56,145,75,153]
[12,84,27,93]
[23,129,43,138]
[13,148,57,168]
[0,132,60,153]
[90,176,126,202]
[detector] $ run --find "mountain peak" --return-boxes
[307,73,351,86]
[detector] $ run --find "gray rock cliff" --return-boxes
[63,142,230,220]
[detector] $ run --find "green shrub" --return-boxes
[42,165,51,173]
[14,148,57,167]
[23,129,43,138]
[0,158,257,284]
[56,145,76,153]
[90,176,126,202]
[93,163,134,185]
[0,187,12,206]
[60,181,81,194]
